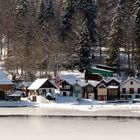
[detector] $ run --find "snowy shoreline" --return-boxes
[0,99,140,117]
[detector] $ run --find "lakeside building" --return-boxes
[120,77,140,100]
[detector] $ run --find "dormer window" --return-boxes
[130,81,133,85]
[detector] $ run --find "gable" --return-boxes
[120,77,140,87]
[100,80,106,85]
[28,79,47,90]
[107,79,120,86]
[41,80,56,88]
[96,80,107,87]
[85,84,94,90]
[97,84,106,89]
[59,80,71,86]
[73,83,81,88]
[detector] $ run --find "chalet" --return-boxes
[106,78,121,100]
[120,77,140,100]
[96,80,107,101]
[59,79,76,96]
[73,81,87,98]
[28,79,57,101]
[84,81,99,99]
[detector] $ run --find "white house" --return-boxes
[28,79,57,101]
[120,77,140,100]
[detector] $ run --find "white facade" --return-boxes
[120,77,140,100]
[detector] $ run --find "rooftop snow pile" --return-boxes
[28,79,47,90]
[0,70,13,85]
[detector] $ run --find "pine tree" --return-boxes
[61,0,74,40]
[106,0,126,71]
[37,0,54,25]
[134,0,140,72]
[78,0,97,72]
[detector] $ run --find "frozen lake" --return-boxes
[0,116,140,140]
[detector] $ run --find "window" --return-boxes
[122,88,126,94]
[128,95,132,99]
[130,81,133,85]
[138,88,140,94]
[135,95,140,99]
[129,88,134,94]
[110,82,117,86]
[49,89,51,93]
[121,95,125,98]
[63,85,70,89]
[42,89,46,93]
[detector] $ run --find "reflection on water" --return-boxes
[0,116,140,140]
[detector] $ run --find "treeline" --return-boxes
[0,0,140,80]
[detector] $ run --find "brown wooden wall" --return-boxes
[0,84,13,91]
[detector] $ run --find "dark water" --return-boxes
[0,116,139,140]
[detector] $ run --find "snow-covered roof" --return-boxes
[0,79,13,85]
[60,74,76,79]
[106,77,122,84]
[60,78,76,85]
[0,70,13,85]
[0,69,9,79]
[120,77,140,86]
[8,93,21,97]
[22,81,33,87]
[75,81,88,87]
[14,90,25,95]
[28,79,47,90]
[87,80,99,87]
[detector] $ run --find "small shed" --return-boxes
[84,81,99,99]
[96,84,107,101]
[106,78,121,100]
[73,81,87,97]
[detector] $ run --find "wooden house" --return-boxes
[73,81,87,98]
[96,80,107,101]
[106,78,121,100]
[59,79,76,96]
[0,70,13,92]
[120,77,140,100]
[84,81,99,99]
[28,79,57,101]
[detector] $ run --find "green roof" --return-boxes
[90,67,113,77]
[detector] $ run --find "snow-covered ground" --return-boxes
[0,97,140,117]
[1,96,140,113]
[35,96,140,112]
